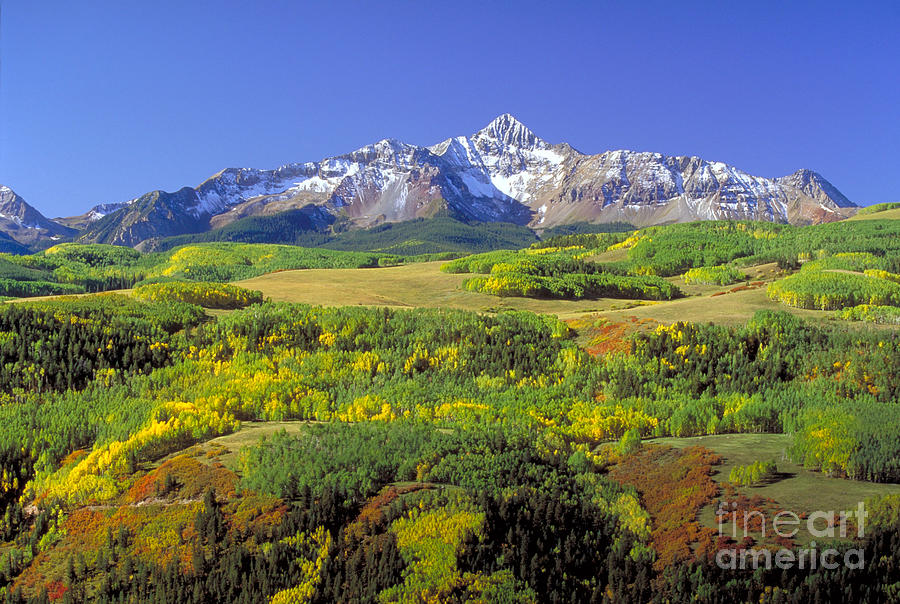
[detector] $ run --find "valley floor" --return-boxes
[238,260,843,326]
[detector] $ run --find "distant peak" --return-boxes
[489,112,523,127]
[775,168,826,189]
[777,169,856,208]
[786,168,824,181]
[476,113,543,148]
[0,185,25,205]
[360,137,413,154]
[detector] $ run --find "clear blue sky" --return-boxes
[0,1,897,217]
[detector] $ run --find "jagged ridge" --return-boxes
[5,115,860,247]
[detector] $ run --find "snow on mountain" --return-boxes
[429,114,567,205]
[67,114,856,246]
[89,200,137,219]
[0,185,78,246]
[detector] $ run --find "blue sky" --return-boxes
[0,1,897,216]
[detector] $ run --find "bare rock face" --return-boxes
[68,114,856,246]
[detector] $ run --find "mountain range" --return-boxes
[0,114,858,249]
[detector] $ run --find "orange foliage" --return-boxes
[346,483,432,540]
[111,504,202,570]
[46,580,67,601]
[566,316,657,357]
[230,494,289,537]
[714,484,799,552]
[608,445,722,570]
[126,455,238,503]
[14,465,289,597]
[13,553,50,595]
[61,509,109,551]
[59,449,89,468]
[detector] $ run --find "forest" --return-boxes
[0,293,896,601]
[0,216,897,602]
[147,215,543,256]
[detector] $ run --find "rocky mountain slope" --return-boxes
[4,115,859,248]
[0,185,77,246]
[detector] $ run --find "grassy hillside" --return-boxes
[6,219,900,341]
[849,204,900,221]
[656,434,900,542]
[238,261,632,317]
[0,241,450,298]
[238,259,851,326]
[235,218,900,327]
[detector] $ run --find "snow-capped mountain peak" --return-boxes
[0,184,77,245]
[474,113,545,150]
